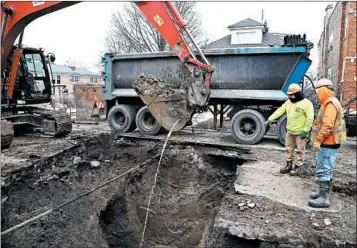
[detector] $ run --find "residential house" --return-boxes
[318,2,356,109]
[50,64,103,97]
[206,18,288,49]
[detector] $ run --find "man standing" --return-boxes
[308,78,346,208]
[265,83,314,175]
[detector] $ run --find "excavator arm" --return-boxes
[1,1,215,131]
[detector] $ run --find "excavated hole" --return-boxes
[98,145,246,248]
[1,134,252,248]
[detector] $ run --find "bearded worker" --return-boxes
[265,83,314,175]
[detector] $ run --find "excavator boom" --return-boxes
[1,1,214,132]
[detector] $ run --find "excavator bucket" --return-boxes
[133,75,195,131]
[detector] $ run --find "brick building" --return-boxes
[318,2,356,110]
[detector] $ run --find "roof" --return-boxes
[206,32,289,49]
[51,64,100,76]
[228,18,265,29]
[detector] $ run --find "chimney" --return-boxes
[264,20,269,33]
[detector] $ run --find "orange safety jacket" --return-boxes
[310,97,347,147]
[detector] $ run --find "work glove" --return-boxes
[313,142,321,152]
[300,131,309,139]
[265,120,272,127]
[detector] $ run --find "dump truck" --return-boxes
[102,37,315,145]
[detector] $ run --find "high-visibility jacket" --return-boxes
[268,98,314,135]
[310,97,346,146]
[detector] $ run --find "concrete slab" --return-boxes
[234,161,342,213]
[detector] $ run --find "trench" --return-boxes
[1,134,256,248]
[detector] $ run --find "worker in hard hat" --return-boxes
[308,78,346,208]
[265,83,314,175]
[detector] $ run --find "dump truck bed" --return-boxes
[103,46,311,102]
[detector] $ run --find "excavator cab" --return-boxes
[1,46,54,105]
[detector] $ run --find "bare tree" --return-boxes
[64,58,87,70]
[105,2,205,53]
[200,37,211,49]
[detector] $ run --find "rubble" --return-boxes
[324,218,332,226]
[247,203,256,208]
[90,160,101,168]
[72,156,81,165]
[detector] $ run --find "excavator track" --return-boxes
[28,108,73,137]
[1,107,72,139]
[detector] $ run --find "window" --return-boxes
[70,75,79,83]
[235,30,260,44]
[52,74,57,84]
[25,53,46,77]
[57,75,61,84]
[90,77,99,83]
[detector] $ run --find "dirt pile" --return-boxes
[133,75,186,98]
[1,134,247,248]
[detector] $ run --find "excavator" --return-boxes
[1,1,215,149]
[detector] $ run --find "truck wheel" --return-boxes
[230,109,266,145]
[107,104,136,133]
[136,106,162,136]
[277,114,287,146]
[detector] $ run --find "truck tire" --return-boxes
[277,114,287,146]
[107,104,136,133]
[230,109,266,145]
[136,106,162,136]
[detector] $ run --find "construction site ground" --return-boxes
[1,112,356,248]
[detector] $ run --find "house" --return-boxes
[50,64,103,96]
[206,18,288,49]
[317,2,356,109]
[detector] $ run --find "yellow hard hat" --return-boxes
[315,78,333,89]
[287,83,302,94]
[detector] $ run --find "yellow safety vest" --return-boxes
[311,97,347,144]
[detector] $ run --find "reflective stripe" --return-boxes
[312,127,345,133]
[311,97,346,144]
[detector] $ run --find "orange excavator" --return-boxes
[1,1,215,149]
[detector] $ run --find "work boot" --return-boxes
[310,179,333,199]
[310,188,320,199]
[308,181,331,208]
[280,161,293,174]
[289,165,308,177]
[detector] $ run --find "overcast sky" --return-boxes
[21,1,333,72]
